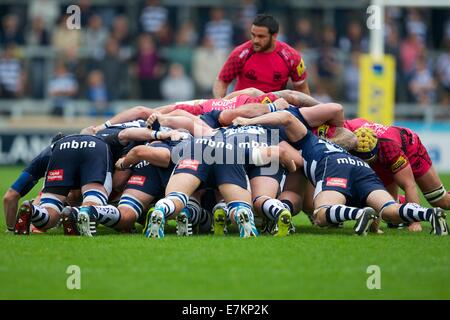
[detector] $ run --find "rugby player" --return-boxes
[232,111,448,236]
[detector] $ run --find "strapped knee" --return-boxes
[119,195,144,219]
[167,192,189,208]
[379,200,397,220]
[83,189,108,206]
[423,185,446,204]
[40,194,64,214]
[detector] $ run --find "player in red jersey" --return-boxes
[316,118,450,232]
[213,14,309,98]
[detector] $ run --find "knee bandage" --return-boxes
[83,189,108,206]
[423,185,446,204]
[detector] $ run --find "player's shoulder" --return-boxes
[229,41,254,59]
[276,41,301,57]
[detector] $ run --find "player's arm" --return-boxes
[224,87,265,99]
[233,111,307,143]
[212,79,230,98]
[392,163,421,204]
[116,145,172,170]
[275,89,320,107]
[147,111,215,136]
[300,103,344,128]
[94,106,154,132]
[218,98,289,126]
[292,80,310,95]
[3,188,21,232]
[213,47,242,98]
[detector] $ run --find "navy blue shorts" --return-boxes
[125,162,174,198]
[245,164,286,184]
[173,137,248,189]
[314,153,386,207]
[43,135,112,195]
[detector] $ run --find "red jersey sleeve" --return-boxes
[218,42,252,83]
[278,42,308,83]
[378,140,409,174]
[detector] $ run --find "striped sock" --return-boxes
[399,203,433,222]
[31,205,50,228]
[262,198,286,221]
[184,199,201,226]
[198,209,213,233]
[155,197,180,219]
[90,205,121,227]
[325,205,364,224]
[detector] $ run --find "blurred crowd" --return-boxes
[0,0,449,116]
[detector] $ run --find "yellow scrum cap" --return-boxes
[353,127,378,160]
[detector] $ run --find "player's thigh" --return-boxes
[415,165,443,193]
[314,190,347,208]
[365,189,396,212]
[165,173,202,196]
[218,183,252,204]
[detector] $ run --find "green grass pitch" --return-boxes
[0,166,448,300]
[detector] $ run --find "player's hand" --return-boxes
[274,98,289,110]
[408,222,422,232]
[115,158,127,171]
[233,117,250,126]
[146,112,161,128]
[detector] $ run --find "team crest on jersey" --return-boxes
[261,96,273,104]
[391,155,408,173]
[244,69,257,81]
[178,159,200,171]
[47,169,64,181]
[128,175,146,186]
[297,58,306,77]
[326,177,348,188]
[273,72,282,82]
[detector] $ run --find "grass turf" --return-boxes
[0,166,448,300]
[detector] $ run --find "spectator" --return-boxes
[52,15,84,53]
[400,32,424,86]
[0,14,25,46]
[204,7,234,51]
[316,26,341,99]
[160,63,195,101]
[26,16,50,46]
[99,37,129,100]
[28,0,59,31]
[292,17,316,50]
[161,22,195,75]
[27,16,50,99]
[154,21,174,47]
[343,51,361,103]
[79,0,95,28]
[339,20,368,53]
[406,8,427,45]
[87,70,112,117]
[140,0,169,35]
[313,84,332,103]
[213,14,309,97]
[436,40,450,105]
[409,57,436,106]
[111,15,133,61]
[135,33,163,100]
[84,14,109,60]
[48,62,78,116]
[0,44,25,99]
[193,36,228,97]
